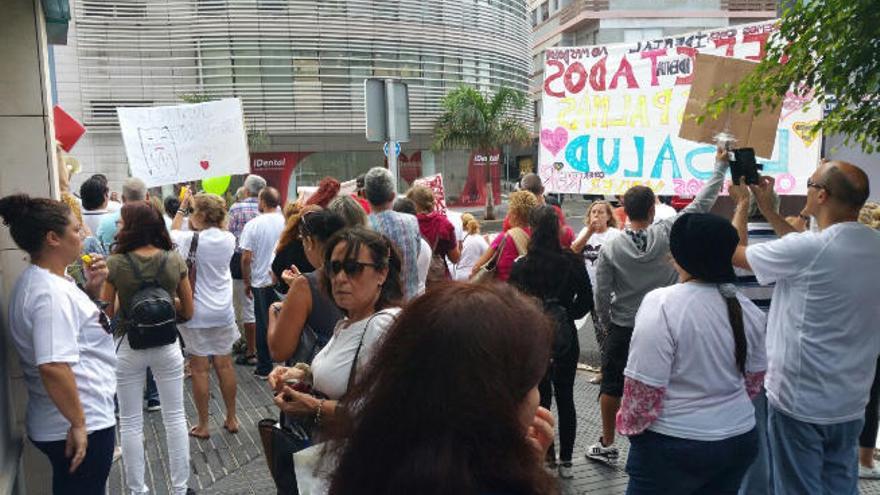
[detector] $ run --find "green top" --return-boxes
[107,250,187,322]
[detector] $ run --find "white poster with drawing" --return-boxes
[117,98,250,187]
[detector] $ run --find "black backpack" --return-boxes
[123,252,178,350]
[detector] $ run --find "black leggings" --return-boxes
[539,339,580,462]
[860,356,880,448]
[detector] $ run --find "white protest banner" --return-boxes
[413,174,448,214]
[539,20,822,196]
[117,98,250,187]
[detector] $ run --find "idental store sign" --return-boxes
[249,152,311,204]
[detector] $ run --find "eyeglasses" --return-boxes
[807,178,831,195]
[327,260,382,276]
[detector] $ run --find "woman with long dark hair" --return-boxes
[509,205,593,478]
[618,213,766,493]
[266,209,346,366]
[1,194,116,494]
[323,282,558,495]
[102,201,194,495]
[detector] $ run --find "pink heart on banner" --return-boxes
[199,160,210,170]
[541,127,569,157]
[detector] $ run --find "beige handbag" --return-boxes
[470,228,529,283]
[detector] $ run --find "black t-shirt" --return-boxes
[271,239,315,294]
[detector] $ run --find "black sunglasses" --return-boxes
[327,260,382,276]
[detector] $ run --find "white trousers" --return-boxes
[116,337,190,494]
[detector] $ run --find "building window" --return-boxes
[82,0,146,18]
[86,100,152,127]
[541,2,550,21]
[552,0,559,12]
[530,9,538,27]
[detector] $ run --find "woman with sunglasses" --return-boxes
[102,201,194,495]
[273,228,403,435]
[266,210,346,372]
[1,194,116,494]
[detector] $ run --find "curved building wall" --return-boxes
[72,0,532,135]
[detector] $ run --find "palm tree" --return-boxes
[432,86,531,220]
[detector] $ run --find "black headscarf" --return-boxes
[670,213,739,283]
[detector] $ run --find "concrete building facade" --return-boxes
[54,0,533,199]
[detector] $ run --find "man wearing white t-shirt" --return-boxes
[733,161,880,495]
[240,187,285,379]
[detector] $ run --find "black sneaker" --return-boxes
[253,369,270,380]
[145,398,161,412]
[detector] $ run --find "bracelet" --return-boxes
[177,208,191,216]
[315,399,326,425]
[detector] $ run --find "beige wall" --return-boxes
[0,0,61,493]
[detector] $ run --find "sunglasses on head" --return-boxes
[327,259,383,276]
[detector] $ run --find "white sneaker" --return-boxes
[860,465,880,479]
[585,438,619,464]
[558,461,574,479]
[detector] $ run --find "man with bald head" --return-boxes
[239,186,285,379]
[732,161,880,495]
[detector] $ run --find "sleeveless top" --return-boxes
[304,271,343,348]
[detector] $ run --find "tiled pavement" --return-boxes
[109,322,880,494]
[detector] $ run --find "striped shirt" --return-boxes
[734,222,777,312]
[228,197,260,249]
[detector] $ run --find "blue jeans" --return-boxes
[626,428,758,495]
[252,286,278,375]
[739,391,772,495]
[767,404,862,495]
[144,367,159,402]
[32,426,116,495]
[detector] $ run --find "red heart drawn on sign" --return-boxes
[200,160,210,170]
[540,127,569,157]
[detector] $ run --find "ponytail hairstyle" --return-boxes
[461,213,480,235]
[0,194,72,255]
[670,213,747,375]
[719,284,747,375]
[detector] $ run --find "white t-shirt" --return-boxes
[416,237,432,295]
[454,233,489,281]
[652,202,677,224]
[576,227,621,288]
[8,265,117,442]
[239,210,285,289]
[311,308,400,400]
[172,228,236,328]
[746,222,880,424]
[445,209,465,242]
[625,283,767,441]
[81,209,111,237]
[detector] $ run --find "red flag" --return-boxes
[53,105,86,152]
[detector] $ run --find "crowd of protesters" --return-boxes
[2,151,880,495]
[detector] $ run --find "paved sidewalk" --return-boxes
[109,337,880,494]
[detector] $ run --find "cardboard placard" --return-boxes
[679,53,782,158]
